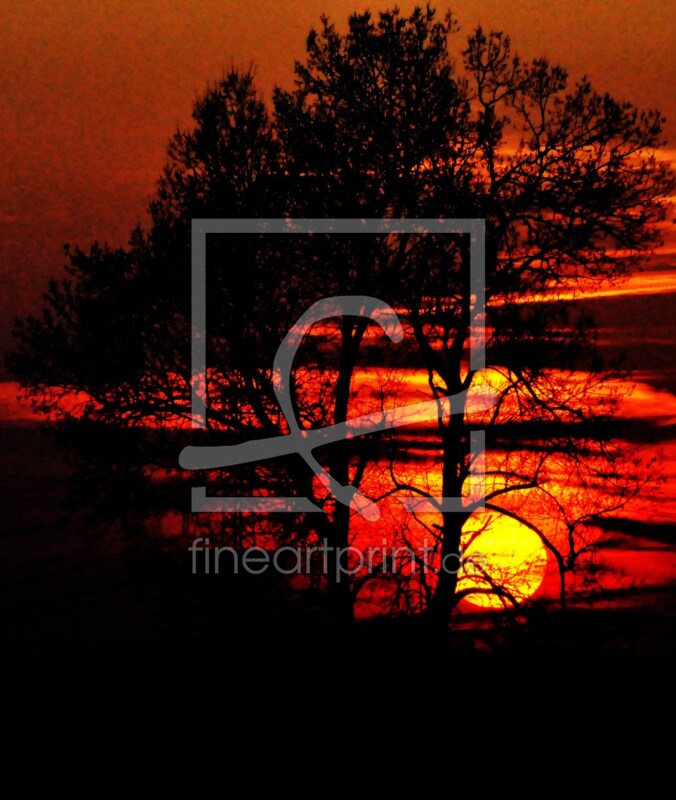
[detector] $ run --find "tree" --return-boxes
[8,5,673,628]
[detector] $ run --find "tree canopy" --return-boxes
[8,5,674,626]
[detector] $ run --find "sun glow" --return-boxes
[458,511,548,608]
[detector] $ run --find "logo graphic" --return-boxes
[179,219,495,517]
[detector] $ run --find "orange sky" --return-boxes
[0,0,674,374]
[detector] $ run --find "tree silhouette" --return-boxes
[8,5,674,628]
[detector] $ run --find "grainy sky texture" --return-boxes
[1,1,674,369]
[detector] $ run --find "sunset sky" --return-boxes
[1,0,674,373]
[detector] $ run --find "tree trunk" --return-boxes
[324,500,355,628]
[427,512,464,626]
[427,391,470,627]
[319,318,367,627]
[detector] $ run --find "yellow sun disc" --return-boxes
[458,512,548,608]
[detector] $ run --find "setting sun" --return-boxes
[2,2,674,685]
[459,512,549,609]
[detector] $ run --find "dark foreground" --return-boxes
[2,425,675,693]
